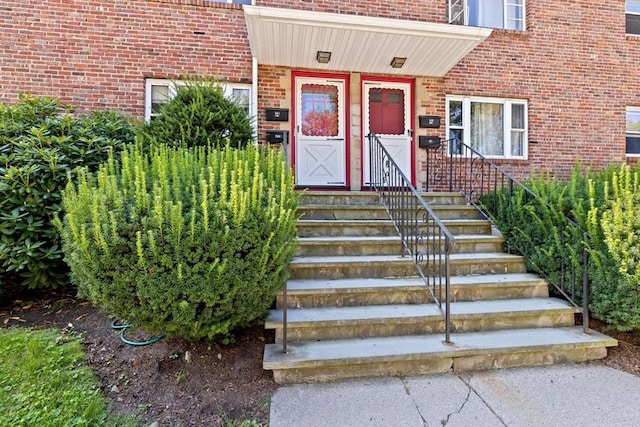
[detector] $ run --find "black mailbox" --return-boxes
[266,130,289,144]
[419,115,441,128]
[265,108,289,122]
[419,135,441,149]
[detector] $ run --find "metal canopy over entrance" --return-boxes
[243,6,492,76]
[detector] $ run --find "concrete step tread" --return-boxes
[263,326,617,369]
[285,273,546,293]
[298,218,489,225]
[299,204,477,210]
[266,298,573,324]
[291,252,524,265]
[296,234,503,243]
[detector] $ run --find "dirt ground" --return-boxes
[0,287,277,426]
[2,287,640,426]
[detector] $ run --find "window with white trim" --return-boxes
[447,96,528,159]
[145,79,252,122]
[627,1,640,35]
[207,0,254,5]
[448,0,525,31]
[627,107,640,156]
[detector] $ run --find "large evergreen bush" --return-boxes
[57,143,298,341]
[483,163,640,331]
[0,95,133,290]
[137,80,253,149]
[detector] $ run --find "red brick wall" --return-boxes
[2,0,639,180]
[441,0,640,178]
[0,0,251,116]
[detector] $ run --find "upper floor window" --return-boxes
[447,96,528,159]
[208,0,253,4]
[145,79,252,122]
[449,0,525,31]
[627,107,640,156]
[627,1,640,35]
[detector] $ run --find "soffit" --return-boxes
[243,6,492,77]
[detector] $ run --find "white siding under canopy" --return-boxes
[243,6,492,77]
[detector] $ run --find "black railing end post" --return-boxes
[582,243,590,334]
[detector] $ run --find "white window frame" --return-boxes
[446,95,528,160]
[207,0,255,5]
[626,107,640,157]
[448,0,526,31]
[144,79,253,122]
[626,0,640,35]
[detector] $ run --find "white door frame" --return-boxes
[294,75,347,187]
[362,79,414,186]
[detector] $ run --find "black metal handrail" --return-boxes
[368,134,457,343]
[425,138,590,332]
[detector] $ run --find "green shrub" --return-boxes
[480,177,586,301]
[138,80,254,149]
[483,163,640,331]
[0,95,134,290]
[585,165,640,330]
[57,143,298,341]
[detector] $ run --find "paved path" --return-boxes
[270,364,640,426]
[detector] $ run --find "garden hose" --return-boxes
[110,320,165,346]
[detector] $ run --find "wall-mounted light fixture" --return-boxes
[316,51,331,64]
[390,57,407,68]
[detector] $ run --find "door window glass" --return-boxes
[300,84,339,137]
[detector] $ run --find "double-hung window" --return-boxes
[447,96,528,159]
[145,79,252,122]
[207,0,254,5]
[627,1,640,35]
[627,107,640,156]
[448,0,525,31]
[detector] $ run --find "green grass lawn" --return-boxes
[0,327,137,427]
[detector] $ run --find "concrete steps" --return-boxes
[263,191,617,383]
[264,327,618,383]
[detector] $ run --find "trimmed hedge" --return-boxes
[137,80,254,149]
[483,163,640,331]
[57,143,298,341]
[0,95,133,290]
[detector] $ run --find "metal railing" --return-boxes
[368,134,457,343]
[425,138,590,332]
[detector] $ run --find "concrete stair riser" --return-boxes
[268,309,576,342]
[299,192,468,206]
[288,256,527,280]
[295,236,505,257]
[298,205,483,221]
[277,281,549,308]
[268,346,609,384]
[296,219,492,237]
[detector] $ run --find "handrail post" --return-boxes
[282,282,288,353]
[583,242,590,333]
[445,238,452,344]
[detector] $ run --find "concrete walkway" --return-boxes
[270,364,640,426]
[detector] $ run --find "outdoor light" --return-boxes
[316,51,331,63]
[390,57,406,68]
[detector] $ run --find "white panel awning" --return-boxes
[243,6,492,76]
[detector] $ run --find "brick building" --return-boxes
[1,0,639,190]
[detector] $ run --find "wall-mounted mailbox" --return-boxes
[419,135,441,149]
[265,108,289,122]
[266,130,289,144]
[419,115,441,128]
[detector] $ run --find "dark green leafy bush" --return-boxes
[0,95,134,290]
[482,163,640,331]
[57,143,298,341]
[137,80,254,149]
